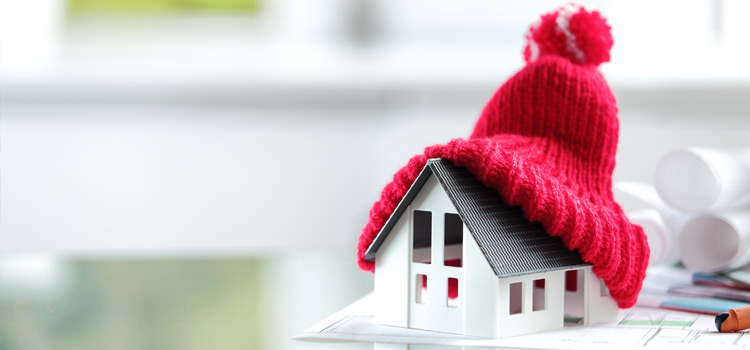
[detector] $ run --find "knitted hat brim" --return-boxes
[357,135,649,309]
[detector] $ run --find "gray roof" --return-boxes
[365,158,589,277]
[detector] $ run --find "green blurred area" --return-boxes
[0,260,265,350]
[68,0,261,14]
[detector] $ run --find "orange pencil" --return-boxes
[716,305,750,332]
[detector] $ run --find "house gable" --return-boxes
[374,171,471,333]
[366,158,589,277]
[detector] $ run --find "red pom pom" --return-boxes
[523,4,613,67]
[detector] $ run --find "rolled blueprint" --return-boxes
[616,182,693,266]
[655,148,750,212]
[627,209,680,266]
[678,211,750,273]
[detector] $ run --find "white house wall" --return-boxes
[462,230,500,338]
[582,266,619,325]
[373,172,606,339]
[374,206,410,327]
[496,270,565,338]
[406,174,463,334]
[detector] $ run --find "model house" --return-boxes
[364,159,618,339]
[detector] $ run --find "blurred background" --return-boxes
[1,0,750,349]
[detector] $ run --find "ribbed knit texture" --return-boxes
[356,6,649,309]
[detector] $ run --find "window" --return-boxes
[412,210,432,264]
[416,274,427,304]
[509,282,523,315]
[565,270,578,292]
[444,213,463,267]
[447,278,459,308]
[532,279,546,311]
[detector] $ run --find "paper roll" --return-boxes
[616,181,680,217]
[617,182,696,266]
[678,212,750,273]
[627,209,682,266]
[655,148,750,212]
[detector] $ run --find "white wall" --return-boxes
[0,103,471,255]
[3,82,750,255]
[3,0,750,256]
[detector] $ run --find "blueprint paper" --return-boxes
[295,293,750,349]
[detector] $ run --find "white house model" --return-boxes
[364,159,618,339]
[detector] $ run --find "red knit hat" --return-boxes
[357,4,649,308]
